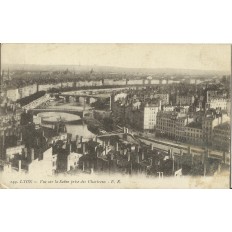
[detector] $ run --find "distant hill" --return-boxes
[2,63,230,76]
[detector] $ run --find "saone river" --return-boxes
[38,111,95,141]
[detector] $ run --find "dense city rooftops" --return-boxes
[186,121,202,129]
[213,121,230,130]
[157,110,188,119]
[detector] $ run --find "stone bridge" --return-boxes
[29,108,92,118]
[55,93,112,110]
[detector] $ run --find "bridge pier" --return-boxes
[223,152,226,164]
[65,96,70,103]
[109,96,112,110]
[75,96,80,103]
[168,147,173,159]
[85,97,90,104]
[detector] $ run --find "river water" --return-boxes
[39,111,96,141]
[66,123,95,141]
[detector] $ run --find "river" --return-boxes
[66,123,95,141]
[38,111,96,141]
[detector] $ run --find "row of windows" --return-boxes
[157,127,202,136]
[187,128,202,133]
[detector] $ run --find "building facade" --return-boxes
[156,111,193,140]
[19,84,38,98]
[176,95,195,105]
[6,88,20,102]
[206,98,228,111]
[183,122,203,145]
[143,103,161,130]
[202,112,230,146]
[212,122,230,152]
[154,93,169,105]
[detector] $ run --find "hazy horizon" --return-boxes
[1,63,230,75]
[1,44,231,73]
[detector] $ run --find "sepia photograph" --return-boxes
[0,43,231,188]
[1,2,232,232]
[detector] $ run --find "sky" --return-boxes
[1,44,231,72]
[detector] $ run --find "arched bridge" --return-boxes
[54,92,112,110]
[29,108,91,118]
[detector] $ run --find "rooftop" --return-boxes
[214,121,230,130]
[186,121,202,129]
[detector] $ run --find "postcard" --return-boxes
[0,44,231,188]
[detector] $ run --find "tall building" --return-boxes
[6,88,20,102]
[205,98,228,111]
[19,84,37,98]
[202,111,230,146]
[212,122,231,152]
[154,93,169,105]
[124,100,161,131]
[143,102,161,130]
[156,110,193,140]
[176,94,195,105]
[206,90,228,102]
[183,121,203,146]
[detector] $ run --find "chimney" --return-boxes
[18,160,21,172]
[96,148,100,158]
[82,143,86,154]
[80,136,83,144]
[31,148,34,161]
[180,149,183,156]
[188,146,191,155]
[141,151,145,160]
[76,136,80,148]
[137,145,140,153]
[218,163,221,173]
[168,148,173,159]
[150,143,153,150]
[201,153,205,164]
[19,132,23,141]
[24,147,28,158]
[116,142,118,151]
[128,144,132,152]
[69,143,72,154]
[127,152,130,162]
[223,152,226,164]
[149,157,153,166]
[122,148,127,155]
[136,154,140,163]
